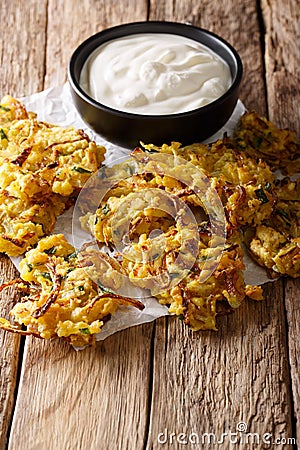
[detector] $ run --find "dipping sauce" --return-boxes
[80,33,232,115]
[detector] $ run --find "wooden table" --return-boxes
[0,1,299,449]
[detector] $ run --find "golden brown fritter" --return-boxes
[234,111,300,175]
[141,140,276,228]
[80,145,268,330]
[245,225,300,278]
[123,227,248,331]
[0,96,105,256]
[0,101,298,343]
[0,95,35,125]
[0,234,144,346]
[244,178,300,278]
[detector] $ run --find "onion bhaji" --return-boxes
[81,145,268,330]
[80,116,298,330]
[141,139,276,228]
[0,98,299,344]
[0,96,105,255]
[234,111,300,175]
[0,234,144,346]
[244,178,300,278]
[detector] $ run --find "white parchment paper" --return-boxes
[12,84,272,342]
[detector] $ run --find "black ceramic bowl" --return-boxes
[68,21,243,149]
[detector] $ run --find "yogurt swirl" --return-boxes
[80,33,232,115]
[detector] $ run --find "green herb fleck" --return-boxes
[40,272,52,281]
[101,204,110,215]
[178,314,184,321]
[0,105,10,112]
[200,254,209,261]
[78,285,84,291]
[79,328,91,335]
[126,164,136,175]
[26,263,33,272]
[67,250,79,259]
[62,267,75,279]
[253,136,263,148]
[254,188,269,204]
[98,281,115,295]
[72,166,92,174]
[44,246,56,255]
[0,128,7,140]
[170,272,180,279]
[264,182,271,191]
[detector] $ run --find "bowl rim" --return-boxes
[68,20,243,119]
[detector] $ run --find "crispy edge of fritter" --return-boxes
[234,111,300,175]
[0,234,145,346]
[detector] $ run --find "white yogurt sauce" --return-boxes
[80,33,232,115]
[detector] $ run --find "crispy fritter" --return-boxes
[0,96,105,255]
[80,148,225,244]
[0,95,35,125]
[142,140,276,227]
[234,111,300,175]
[1,102,298,341]
[122,226,246,330]
[0,234,144,346]
[236,113,300,278]
[246,225,300,278]
[80,146,268,330]
[244,178,300,278]
[271,177,300,238]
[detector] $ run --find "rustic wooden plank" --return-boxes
[284,278,300,441]
[2,1,298,450]
[0,257,21,450]
[0,0,47,97]
[261,0,300,442]
[262,0,300,132]
[7,2,155,450]
[8,325,154,450]
[0,1,48,448]
[145,1,295,448]
[147,283,294,449]
[44,0,149,89]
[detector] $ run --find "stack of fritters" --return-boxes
[0,100,299,344]
[245,177,300,278]
[81,112,299,331]
[0,95,105,256]
[0,234,144,346]
[234,111,300,175]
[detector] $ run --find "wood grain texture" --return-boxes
[262,0,300,132]
[284,278,300,443]
[9,325,154,450]
[147,282,293,449]
[0,1,47,448]
[0,0,47,97]
[0,0,299,449]
[0,257,21,450]
[262,0,300,442]
[44,0,148,88]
